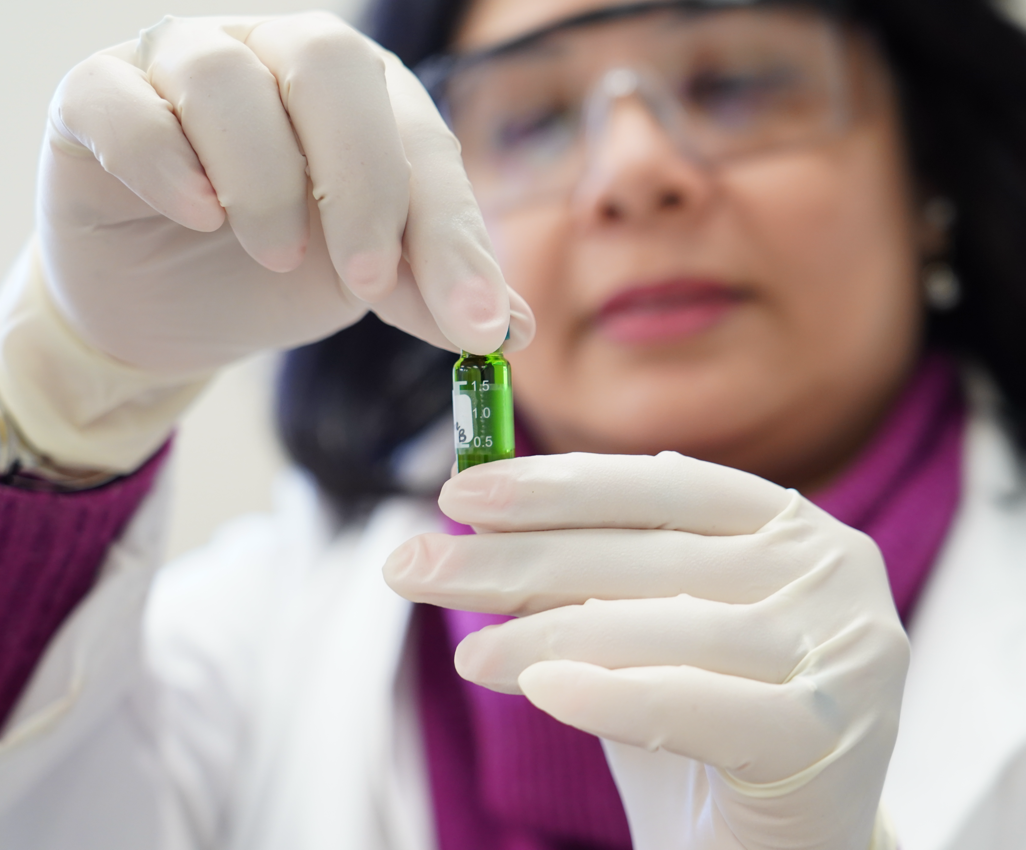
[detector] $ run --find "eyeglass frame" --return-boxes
[415,0,852,103]
[414,0,861,212]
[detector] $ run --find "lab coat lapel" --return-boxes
[0,471,171,820]
[230,498,437,850]
[883,405,1026,849]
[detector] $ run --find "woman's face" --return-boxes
[455,0,927,491]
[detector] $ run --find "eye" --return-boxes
[685,66,802,126]
[493,106,576,152]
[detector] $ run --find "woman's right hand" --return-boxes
[38,12,533,374]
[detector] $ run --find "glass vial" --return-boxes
[452,349,514,471]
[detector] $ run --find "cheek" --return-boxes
[486,208,566,311]
[728,132,921,355]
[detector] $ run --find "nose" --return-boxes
[574,84,717,227]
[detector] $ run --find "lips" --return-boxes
[594,279,745,345]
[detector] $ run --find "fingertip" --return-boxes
[452,633,480,681]
[254,240,309,273]
[520,661,638,743]
[383,532,465,602]
[519,660,592,713]
[342,249,400,301]
[502,287,536,353]
[441,274,509,354]
[455,630,523,695]
[172,176,225,232]
[436,458,497,517]
[437,476,457,511]
[126,159,226,233]
[517,661,552,701]
[229,207,310,272]
[189,202,228,233]
[381,537,419,593]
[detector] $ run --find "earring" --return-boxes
[922,261,962,311]
[921,196,960,311]
[924,197,957,232]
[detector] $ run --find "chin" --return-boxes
[553,401,753,459]
[515,345,785,458]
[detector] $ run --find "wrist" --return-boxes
[0,239,211,473]
[0,400,119,491]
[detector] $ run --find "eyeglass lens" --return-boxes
[440,7,849,211]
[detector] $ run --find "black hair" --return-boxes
[277,0,1026,515]
[276,316,454,514]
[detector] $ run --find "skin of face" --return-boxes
[455,0,929,492]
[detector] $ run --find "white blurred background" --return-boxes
[1,0,1024,558]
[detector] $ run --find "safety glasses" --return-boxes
[417,0,853,212]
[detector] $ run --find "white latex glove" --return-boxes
[384,452,908,850]
[0,13,533,471]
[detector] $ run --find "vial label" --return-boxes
[453,384,474,448]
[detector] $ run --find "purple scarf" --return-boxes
[417,353,966,850]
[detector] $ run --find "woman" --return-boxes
[0,0,1024,847]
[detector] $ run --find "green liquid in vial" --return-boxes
[453,350,514,472]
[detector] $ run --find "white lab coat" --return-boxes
[1,383,1025,850]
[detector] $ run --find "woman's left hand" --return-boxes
[384,452,908,850]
